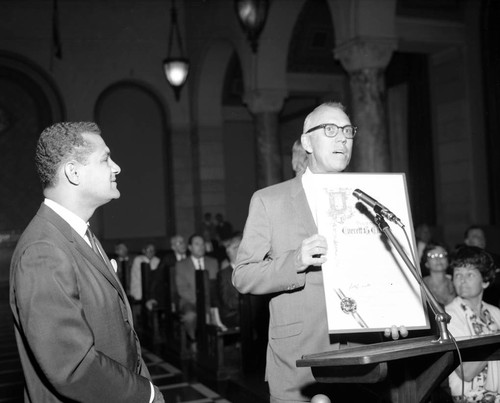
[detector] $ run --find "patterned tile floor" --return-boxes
[0,288,231,403]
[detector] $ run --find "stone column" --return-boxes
[335,38,397,172]
[244,89,287,188]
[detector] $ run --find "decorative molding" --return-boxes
[243,88,288,114]
[334,37,398,72]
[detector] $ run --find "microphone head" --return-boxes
[352,189,362,199]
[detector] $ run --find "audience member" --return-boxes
[9,121,163,401]
[415,222,434,261]
[233,102,406,402]
[446,246,500,402]
[215,212,234,242]
[421,242,456,306]
[201,212,216,253]
[291,138,308,176]
[111,241,131,291]
[217,232,242,328]
[129,243,161,323]
[158,234,187,311]
[464,225,487,249]
[169,234,187,262]
[461,225,500,307]
[175,233,219,348]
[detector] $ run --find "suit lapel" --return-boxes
[73,236,127,301]
[290,175,317,236]
[37,204,127,304]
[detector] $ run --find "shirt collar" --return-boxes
[191,255,203,264]
[44,198,89,240]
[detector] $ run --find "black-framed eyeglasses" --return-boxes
[305,123,357,139]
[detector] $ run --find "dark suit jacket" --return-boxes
[233,175,335,401]
[217,265,240,327]
[175,256,219,314]
[10,204,151,402]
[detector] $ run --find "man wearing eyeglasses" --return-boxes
[233,102,358,402]
[234,103,407,402]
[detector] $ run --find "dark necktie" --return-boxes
[86,227,102,260]
[86,227,120,278]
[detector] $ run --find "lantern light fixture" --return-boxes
[234,0,270,53]
[163,0,189,101]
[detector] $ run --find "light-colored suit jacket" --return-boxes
[175,256,219,313]
[10,204,151,402]
[233,175,335,402]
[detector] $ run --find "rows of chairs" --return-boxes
[131,260,263,381]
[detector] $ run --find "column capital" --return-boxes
[243,89,288,114]
[334,37,397,73]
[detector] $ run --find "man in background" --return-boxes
[158,234,187,312]
[175,233,219,350]
[129,243,161,325]
[217,232,242,328]
[111,241,131,291]
[10,122,163,402]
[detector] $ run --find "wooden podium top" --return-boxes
[297,334,500,368]
[297,334,500,403]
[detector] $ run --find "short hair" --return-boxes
[35,122,101,189]
[223,231,243,249]
[188,233,204,245]
[463,225,484,239]
[450,245,496,284]
[170,234,184,243]
[303,102,346,134]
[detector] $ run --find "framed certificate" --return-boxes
[313,173,429,334]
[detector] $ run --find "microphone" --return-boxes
[352,189,404,228]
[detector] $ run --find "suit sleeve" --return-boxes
[175,261,194,311]
[13,241,151,403]
[232,192,306,295]
[218,269,238,312]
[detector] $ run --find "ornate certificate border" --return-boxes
[313,173,430,334]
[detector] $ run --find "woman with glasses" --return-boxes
[421,241,456,306]
[446,246,500,402]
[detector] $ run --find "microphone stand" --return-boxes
[374,214,451,343]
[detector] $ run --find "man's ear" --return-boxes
[63,161,80,185]
[301,133,312,154]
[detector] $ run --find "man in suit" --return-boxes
[157,235,186,310]
[175,233,219,346]
[217,232,242,328]
[110,241,132,293]
[129,243,161,326]
[233,102,406,402]
[161,234,187,269]
[10,122,164,402]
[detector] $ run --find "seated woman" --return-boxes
[421,242,456,306]
[446,246,500,402]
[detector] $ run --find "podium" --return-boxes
[297,334,500,403]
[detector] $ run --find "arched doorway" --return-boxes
[95,81,172,250]
[0,52,64,283]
